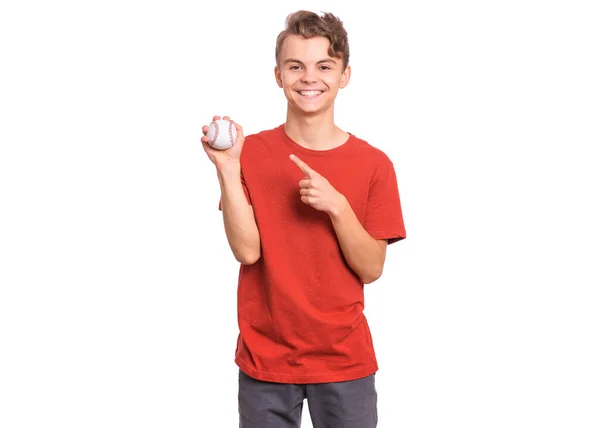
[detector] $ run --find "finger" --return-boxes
[212,115,221,121]
[223,115,230,121]
[202,125,209,135]
[300,195,311,205]
[201,140,214,153]
[299,178,311,188]
[299,188,312,196]
[289,154,316,178]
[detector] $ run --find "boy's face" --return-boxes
[275,35,350,116]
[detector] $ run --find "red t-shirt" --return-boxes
[220,124,406,383]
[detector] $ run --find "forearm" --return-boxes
[217,163,261,264]
[329,197,386,284]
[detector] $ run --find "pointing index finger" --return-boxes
[289,154,316,178]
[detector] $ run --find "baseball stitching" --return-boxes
[228,121,235,146]
[209,120,219,147]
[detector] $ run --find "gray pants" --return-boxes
[238,370,378,428]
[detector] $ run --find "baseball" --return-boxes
[207,119,237,150]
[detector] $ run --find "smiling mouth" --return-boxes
[297,90,324,96]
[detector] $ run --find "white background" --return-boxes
[1,0,599,427]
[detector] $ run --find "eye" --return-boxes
[319,65,331,71]
[289,65,302,70]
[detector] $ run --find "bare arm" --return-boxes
[201,115,261,265]
[329,198,387,284]
[217,163,261,265]
[289,154,387,284]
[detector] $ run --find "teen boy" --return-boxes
[201,10,406,428]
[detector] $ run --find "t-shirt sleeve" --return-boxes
[217,169,252,211]
[363,162,406,244]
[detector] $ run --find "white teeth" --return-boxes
[299,90,322,96]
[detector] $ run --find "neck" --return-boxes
[284,108,345,150]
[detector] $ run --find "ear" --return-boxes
[274,66,283,88]
[340,65,351,89]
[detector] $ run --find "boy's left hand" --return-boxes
[290,154,347,216]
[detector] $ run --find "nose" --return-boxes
[301,67,317,84]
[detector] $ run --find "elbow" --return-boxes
[235,248,261,265]
[361,265,383,284]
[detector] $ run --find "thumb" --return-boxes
[230,120,245,146]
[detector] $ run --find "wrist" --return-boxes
[216,160,241,178]
[328,193,349,220]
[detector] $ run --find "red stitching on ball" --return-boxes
[210,120,219,147]
[228,120,234,147]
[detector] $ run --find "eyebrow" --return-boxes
[283,58,337,65]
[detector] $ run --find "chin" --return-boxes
[297,100,331,113]
[292,105,323,115]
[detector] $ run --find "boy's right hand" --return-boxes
[201,115,245,170]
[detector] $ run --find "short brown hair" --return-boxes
[275,10,350,70]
